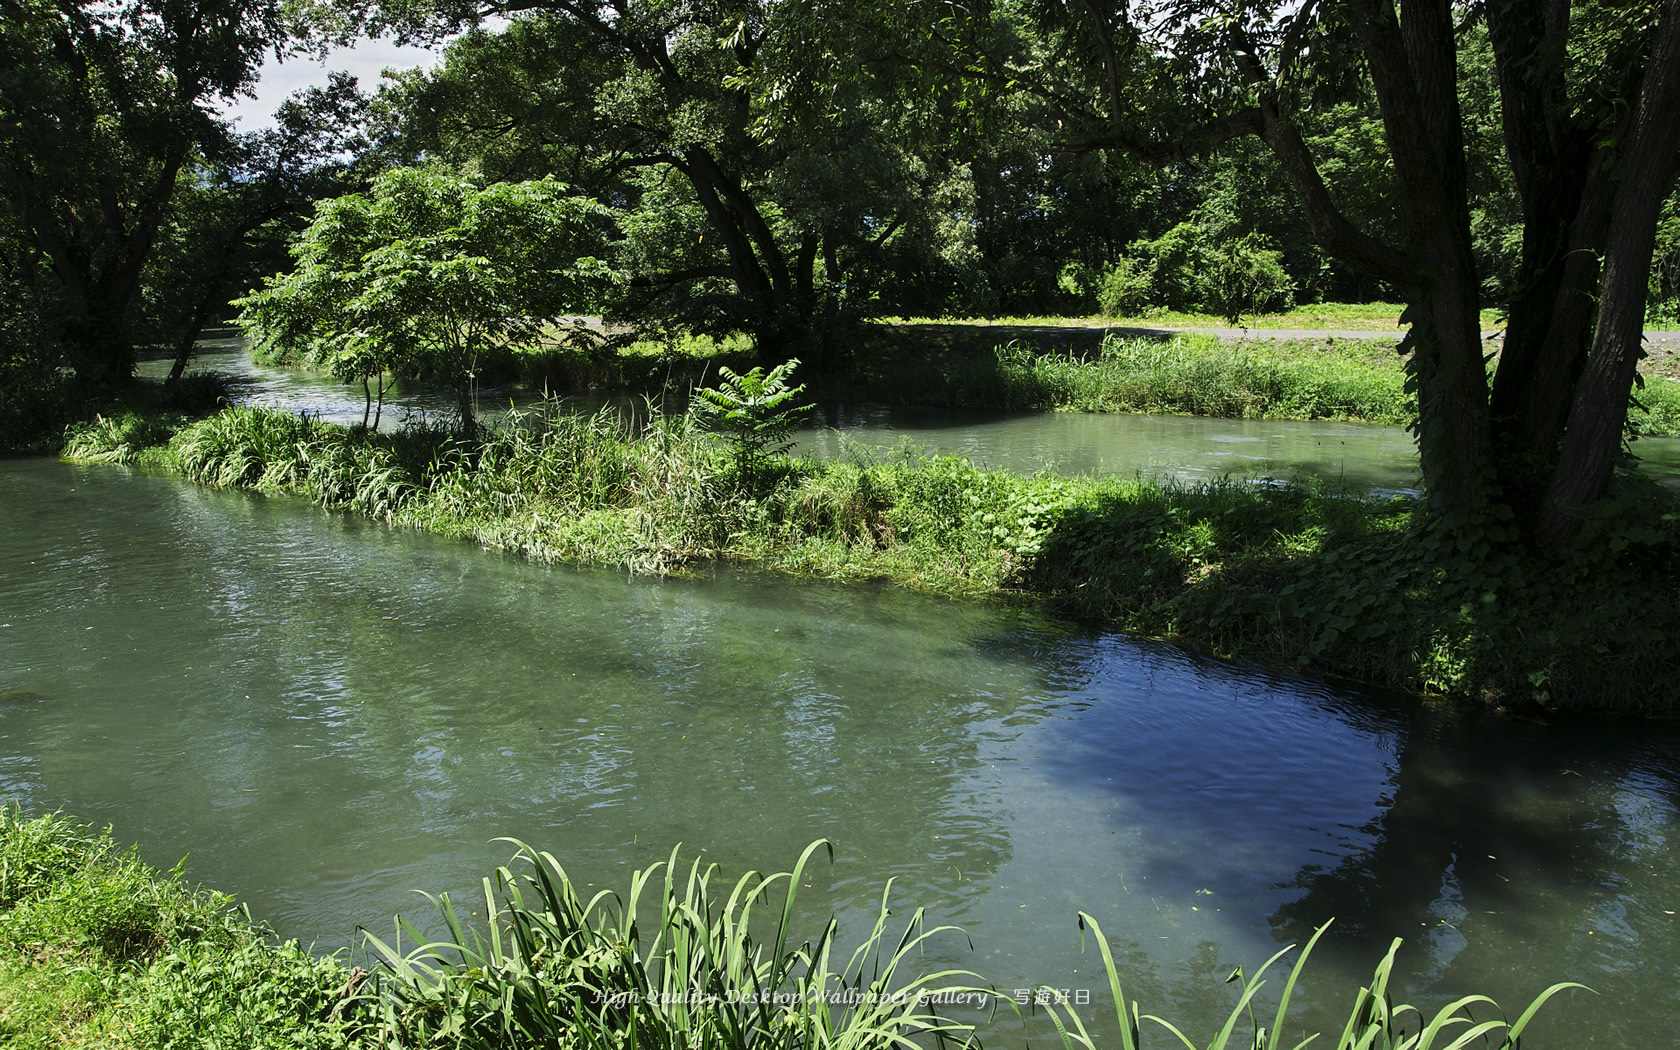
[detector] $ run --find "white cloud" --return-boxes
[220,37,444,130]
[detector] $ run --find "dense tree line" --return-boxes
[5,0,1680,554]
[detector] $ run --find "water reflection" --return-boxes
[3,458,1679,1046]
[1267,710,1680,1045]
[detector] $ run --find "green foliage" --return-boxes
[691,358,814,477]
[236,167,616,435]
[2,810,1586,1050]
[1041,915,1584,1050]
[61,412,183,465]
[1649,193,1680,327]
[831,334,1413,422]
[367,840,979,1050]
[1096,258,1155,318]
[0,808,367,1049]
[0,0,288,385]
[1099,225,1296,323]
[62,399,1680,708]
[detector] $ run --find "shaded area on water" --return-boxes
[3,458,1678,1045]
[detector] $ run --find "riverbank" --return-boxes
[0,809,361,1049]
[248,320,1680,436]
[59,399,1680,710]
[0,809,1582,1049]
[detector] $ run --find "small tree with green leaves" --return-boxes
[690,358,813,480]
[236,168,615,437]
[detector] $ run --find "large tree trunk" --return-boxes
[1350,0,1498,525]
[1534,0,1680,551]
[1404,274,1495,527]
[679,148,820,358]
[62,291,135,387]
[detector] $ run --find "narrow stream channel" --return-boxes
[3,458,1678,1046]
[141,340,1680,494]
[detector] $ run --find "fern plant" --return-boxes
[690,357,813,478]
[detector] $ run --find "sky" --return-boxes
[218,37,445,130]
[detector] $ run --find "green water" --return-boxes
[145,343,1431,491]
[148,341,1680,494]
[3,458,1678,1045]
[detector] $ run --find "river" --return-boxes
[3,455,1678,1046]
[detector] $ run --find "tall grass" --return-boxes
[997,337,1411,422]
[820,333,1413,423]
[367,840,982,1050]
[3,814,1586,1050]
[1039,915,1584,1050]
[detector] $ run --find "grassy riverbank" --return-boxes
[828,327,1680,434]
[61,400,1680,710]
[0,810,360,1049]
[1,809,1582,1050]
[237,309,1680,434]
[832,332,1416,422]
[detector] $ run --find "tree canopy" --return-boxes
[234,167,615,436]
[894,0,1680,550]
[0,0,289,384]
[7,0,1680,556]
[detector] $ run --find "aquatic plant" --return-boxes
[1037,914,1586,1050]
[59,396,1680,709]
[364,839,982,1050]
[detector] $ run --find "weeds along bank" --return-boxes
[0,809,1582,1050]
[244,325,1680,435]
[0,809,356,1049]
[61,402,1680,710]
[834,330,1680,435]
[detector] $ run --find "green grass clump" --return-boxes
[881,302,1499,332]
[999,336,1411,422]
[0,808,367,1050]
[1045,914,1583,1050]
[369,840,979,1050]
[825,330,1413,422]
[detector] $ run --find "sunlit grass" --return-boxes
[1041,914,1586,1050]
[876,303,1503,331]
[4,812,1588,1050]
[368,840,983,1050]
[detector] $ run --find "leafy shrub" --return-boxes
[691,357,813,478]
[1206,232,1297,320]
[1098,223,1296,322]
[1096,257,1154,317]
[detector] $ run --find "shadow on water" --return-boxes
[1264,709,1680,1046]
[1002,609,1680,1045]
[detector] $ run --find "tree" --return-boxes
[0,0,288,386]
[143,73,372,383]
[349,2,980,354]
[235,168,616,437]
[923,0,1680,551]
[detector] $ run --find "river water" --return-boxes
[3,455,1679,1046]
[142,341,1680,494]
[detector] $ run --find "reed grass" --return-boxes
[0,812,1590,1050]
[366,840,982,1050]
[998,337,1412,422]
[1039,915,1585,1050]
